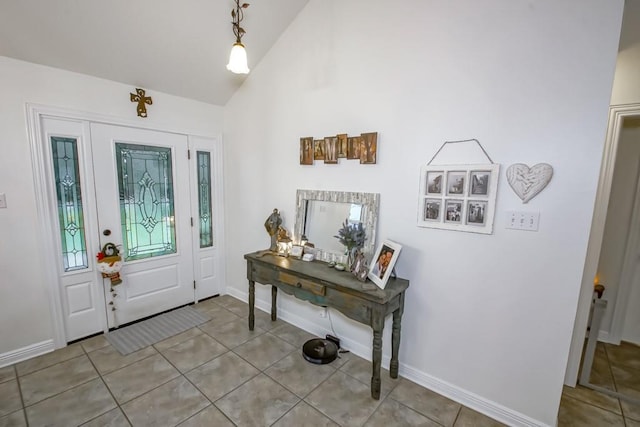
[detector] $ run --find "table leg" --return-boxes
[371,311,384,400]
[271,286,277,321]
[248,280,255,331]
[390,292,405,379]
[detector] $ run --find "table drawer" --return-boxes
[251,263,276,284]
[278,272,326,296]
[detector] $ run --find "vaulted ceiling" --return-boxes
[0,0,309,105]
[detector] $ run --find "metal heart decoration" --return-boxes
[506,163,553,203]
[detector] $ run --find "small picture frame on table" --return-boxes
[290,245,304,259]
[368,240,402,289]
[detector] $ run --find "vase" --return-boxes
[346,247,357,270]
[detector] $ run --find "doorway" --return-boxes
[567,103,640,385]
[29,106,225,347]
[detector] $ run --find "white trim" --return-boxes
[610,153,640,344]
[213,134,228,298]
[0,340,55,368]
[566,103,640,385]
[399,365,550,427]
[25,102,217,140]
[26,105,67,349]
[225,288,549,427]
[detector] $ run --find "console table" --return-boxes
[244,251,409,399]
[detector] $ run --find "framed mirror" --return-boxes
[294,189,380,263]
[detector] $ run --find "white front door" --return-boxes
[90,123,195,327]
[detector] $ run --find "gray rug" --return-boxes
[105,306,210,355]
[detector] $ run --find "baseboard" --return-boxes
[0,340,55,368]
[597,329,613,343]
[225,288,550,426]
[399,364,550,427]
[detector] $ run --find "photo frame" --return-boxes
[351,250,369,282]
[290,245,304,259]
[418,163,500,234]
[368,239,402,289]
[299,137,313,165]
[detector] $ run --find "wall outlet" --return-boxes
[505,211,540,231]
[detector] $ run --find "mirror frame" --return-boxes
[294,189,380,263]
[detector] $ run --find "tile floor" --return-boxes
[558,340,640,426]
[0,295,506,427]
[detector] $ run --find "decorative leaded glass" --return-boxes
[51,137,88,271]
[115,143,176,261]
[197,151,213,247]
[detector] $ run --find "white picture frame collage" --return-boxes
[417,163,500,234]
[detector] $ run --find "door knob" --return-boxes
[103,229,111,236]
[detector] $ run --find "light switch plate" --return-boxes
[0,193,6,208]
[505,211,539,231]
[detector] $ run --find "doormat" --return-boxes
[105,306,210,355]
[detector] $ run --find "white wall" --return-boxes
[611,0,640,106]
[223,1,623,425]
[596,120,640,341]
[0,56,223,356]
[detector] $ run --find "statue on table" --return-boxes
[264,208,282,251]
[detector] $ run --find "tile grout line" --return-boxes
[80,340,134,427]
[152,344,233,426]
[12,364,30,427]
[604,343,626,418]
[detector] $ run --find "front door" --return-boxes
[91,123,195,327]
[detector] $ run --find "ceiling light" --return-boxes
[227,1,250,74]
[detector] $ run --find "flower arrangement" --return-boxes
[334,220,366,252]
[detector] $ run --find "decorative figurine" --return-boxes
[264,208,282,251]
[96,243,123,285]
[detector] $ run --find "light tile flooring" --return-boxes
[558,340,640,426]
[0,295,506,427]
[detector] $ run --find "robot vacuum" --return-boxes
[302,338,338,364]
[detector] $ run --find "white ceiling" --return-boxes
[0,0,309,105]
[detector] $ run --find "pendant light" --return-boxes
[227,1,250,74]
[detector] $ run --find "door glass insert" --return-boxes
[197,151,213,248]
[116,143,176,261]
[51,136,89,271]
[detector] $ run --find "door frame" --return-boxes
[26,103,226,349]
[612,150,640,344]
[565,102,640,385]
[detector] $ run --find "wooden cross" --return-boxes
[130,88,153,118]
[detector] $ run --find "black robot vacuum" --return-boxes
[302,338,338,364]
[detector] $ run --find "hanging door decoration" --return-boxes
[417,139,500,234]
[96,242,123,285]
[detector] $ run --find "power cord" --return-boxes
[327,308,350,355]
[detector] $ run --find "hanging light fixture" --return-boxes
[227,0,250,74]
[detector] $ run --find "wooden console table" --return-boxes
[244,251,409,399]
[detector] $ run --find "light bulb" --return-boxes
[226,42,250,74]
